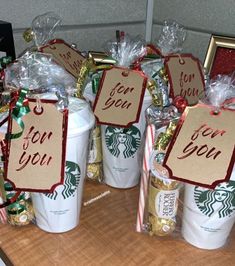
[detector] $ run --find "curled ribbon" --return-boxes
[0,89,30,209]
[0,177,21,209]
[6,88,30,140]
[154,121,178,151]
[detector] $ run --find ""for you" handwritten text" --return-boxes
[16,126,53,171]
[179,71,199,98]
[102,82,134,111]
[177,124,226,160]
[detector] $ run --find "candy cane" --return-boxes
[136,124,155,232]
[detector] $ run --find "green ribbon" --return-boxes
[0,56,12,69]
[92,73,102,94]
[7,202,26,215]
[4,182,27,214]
[6,88,30,140]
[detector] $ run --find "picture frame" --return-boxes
[204,35,235,78]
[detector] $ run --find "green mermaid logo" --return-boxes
[45,161,80,200]
[105,126,141,158]
[194,181,235,218]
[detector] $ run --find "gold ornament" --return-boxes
[23,28,35,43]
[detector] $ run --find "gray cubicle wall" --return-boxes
[152,0,235,62]
[0,0,234,62]
[0,0,147,56]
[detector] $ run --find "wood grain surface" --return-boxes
[0,181,235,266]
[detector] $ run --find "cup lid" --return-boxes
[68,97,95,136]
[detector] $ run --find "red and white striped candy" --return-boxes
[136,123,155,232]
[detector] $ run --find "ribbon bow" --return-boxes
[6,88,30,140]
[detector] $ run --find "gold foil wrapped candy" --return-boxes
[6,193,34,226]
[148,122,180,237]
[147,80,163,107]
[88,51,116,65]
[4,184,34,226]
[159,68,168,84]
[86,126,103,182]
[75,58,94,98]
[87,163,103,182]
[151,169,179,191]
[148,174,179,236]
[148,214,176,236]
[154,121,177,151]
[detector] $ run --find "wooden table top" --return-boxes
[0,181,235,266]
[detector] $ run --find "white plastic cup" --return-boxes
[101,91,152,188]
[31,97,95,233]
[182,166,235,249]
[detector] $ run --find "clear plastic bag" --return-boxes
[136,72,235,250]
[104,33,147,67]
[84,34,149,184]
[136,119,183,238]
[205,71,235,109]
[23,12,61,48]
[4,52,76,109]
[4,52,75,93]
[156,20,186,56]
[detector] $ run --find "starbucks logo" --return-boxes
[105,126,141,158]
[194,181,235,218]
[45,161,80,200]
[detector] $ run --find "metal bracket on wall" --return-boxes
[145,0,154,43]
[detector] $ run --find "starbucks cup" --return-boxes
[182,166,235,249]
[101,91,152,188]
[31,97,95,233]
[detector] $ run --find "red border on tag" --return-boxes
[93,66,147,128]
[162,104,235,189]
[0,117,22,209]
[39,38,85,78]
[164,54,205,105]
[4,97,68,193]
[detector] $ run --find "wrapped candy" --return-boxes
[86,125,103,182]
[148,174,180,236]
[4,183,34,226]
[147,122,181,236]
[84,32,149,185]
[82,67,104,183]
[136,59,183,235]
[0,13,96,234]
[141,58,170,108]
[181,72,235,250]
